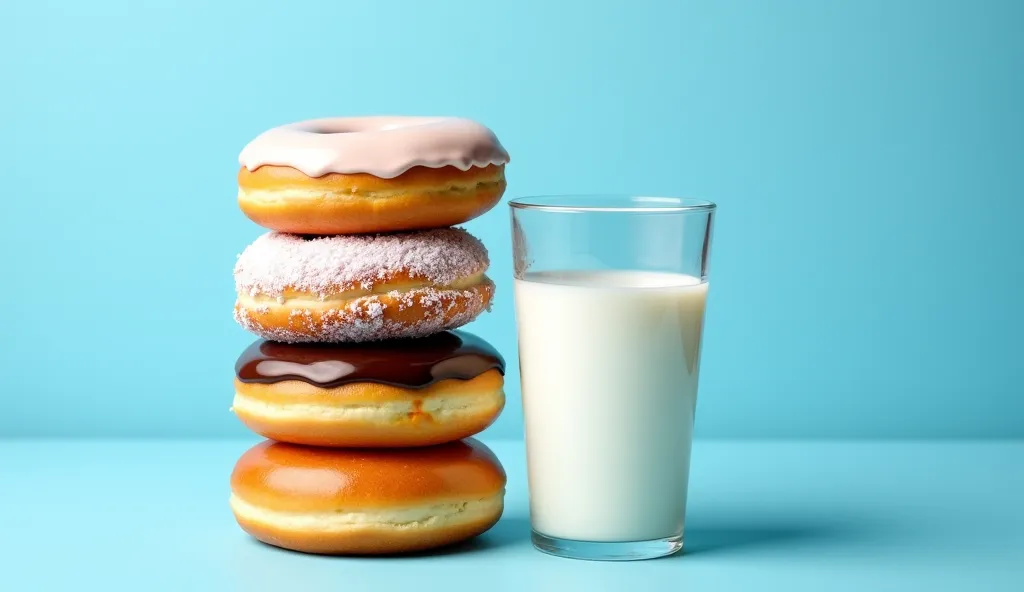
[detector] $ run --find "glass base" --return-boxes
[531,530,683,561]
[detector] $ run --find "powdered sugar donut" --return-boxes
[233,229,493,343]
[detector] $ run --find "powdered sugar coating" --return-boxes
[234,228,489,299]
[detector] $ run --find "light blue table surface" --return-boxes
[2,439,1021,591]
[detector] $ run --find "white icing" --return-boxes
[239,116,509,179]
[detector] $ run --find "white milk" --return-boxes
[514,270,708,542]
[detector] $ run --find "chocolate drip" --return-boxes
[235,331,504,389]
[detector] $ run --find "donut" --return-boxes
[231,331,505,447]
[229,439,506,555]
[237,116,509,235]
[233,228,493,343]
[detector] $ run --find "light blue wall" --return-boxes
[2,0,1021,438]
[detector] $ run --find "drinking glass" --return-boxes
[509,195,715,561]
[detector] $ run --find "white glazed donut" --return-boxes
[237,116,509,234]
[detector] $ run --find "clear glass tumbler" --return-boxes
[509,195,716,561]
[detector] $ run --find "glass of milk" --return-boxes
[509,195,715,561]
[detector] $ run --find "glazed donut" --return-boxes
[230,439,506,555]
[231,331,505,447]
[237,116,509,235]
[233,228,493,343]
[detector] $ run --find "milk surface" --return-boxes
[514,270,708,541]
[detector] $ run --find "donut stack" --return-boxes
[226,117,510,555]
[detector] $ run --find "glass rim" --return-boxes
[508,194,716,213]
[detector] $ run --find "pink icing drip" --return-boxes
[238,116,509,179]
[233,228,490,298]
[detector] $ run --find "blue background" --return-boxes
[1,0,1021,439]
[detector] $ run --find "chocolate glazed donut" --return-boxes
[231,331,506,448]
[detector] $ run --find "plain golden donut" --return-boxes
[229,439,506,554]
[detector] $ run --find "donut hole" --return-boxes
[313,124,407,133]
[307,123,358,135]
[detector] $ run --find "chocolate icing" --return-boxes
[235,331,504,389]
